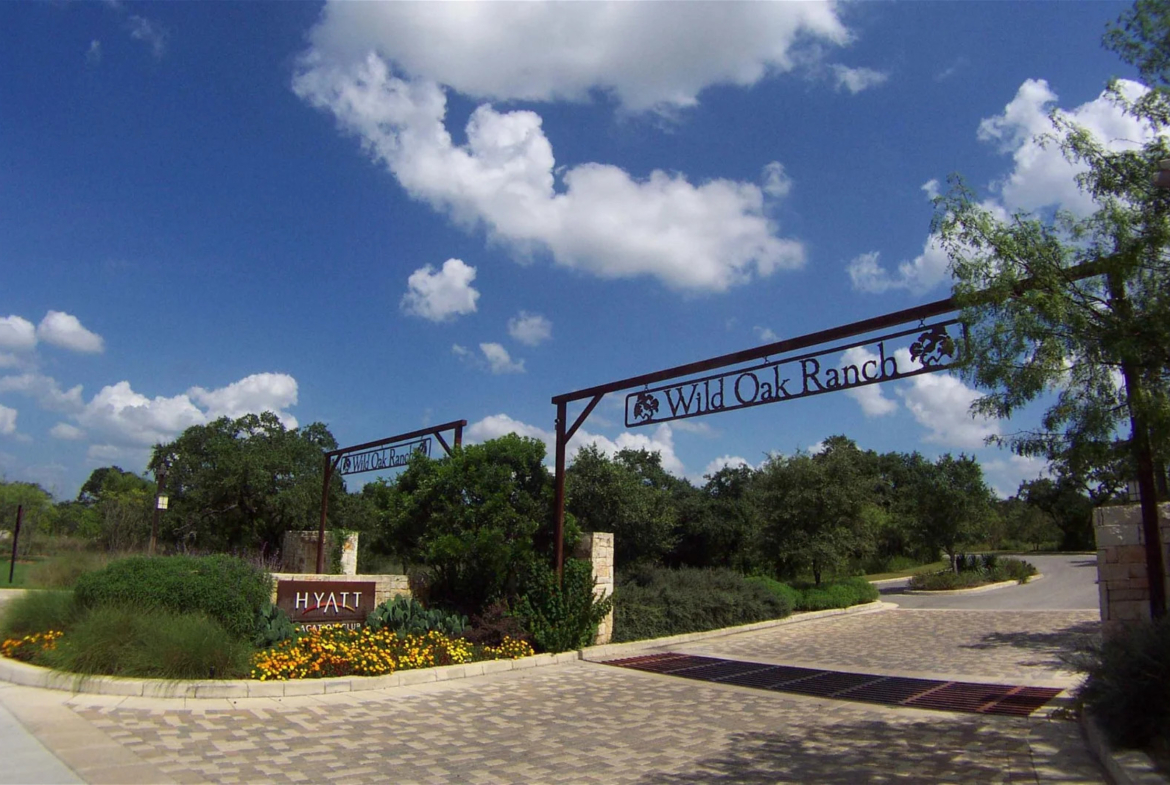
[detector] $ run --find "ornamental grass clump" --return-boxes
[250,626,534,681]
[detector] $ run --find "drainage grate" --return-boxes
[604,654,1063,716]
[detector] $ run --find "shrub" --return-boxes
[909,557,1036,590]
[0,590,81,638]
[39,605,252,679]
[366,595,468,638]
[792,578,879,611]
[612,567,790,643]
[73,555,272,640]
[253,602,298,649]
[462,601,531,647]
[1078,618,1170,750]
[513,559,613,653]
[745,575,802,609]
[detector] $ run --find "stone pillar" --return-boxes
[1094,503,1170,634]
[573,532,614,645]
[281,530,359,575]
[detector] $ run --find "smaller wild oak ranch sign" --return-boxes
[625,321,961,428]
[338,437,430,476]
[276,580,376,627]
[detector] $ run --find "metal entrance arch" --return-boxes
[315,419,467,573]
[550,297,964,580]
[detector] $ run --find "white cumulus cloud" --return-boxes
[401,258,480,322]
[0,317,37,352]
[849,79,1160,295]
[897,373,1001,450]
[50,422,85,440]
[0,404,16,436]
[76,382,206,447]
[507,312,552,346]
[0,373,85,413]
[187,373,299,428]
[479,343,525,375]
[703,455,751,478]
[304,2,850,112]
[294,54,804,293]
[978,78,1157,216]
[831,65,889,94]
[839,346,898,417]
[37,311,104,353]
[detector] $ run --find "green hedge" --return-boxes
[73,555,271,640]
[749,575,878,612]
[908,557,1036,591]
[613,567,791,643]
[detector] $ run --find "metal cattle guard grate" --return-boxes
[605,654,1063,717]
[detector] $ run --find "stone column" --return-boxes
[574,532,615,645]
[281,530,359,575]
[1094,502,1170,634]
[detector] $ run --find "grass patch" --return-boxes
[25,552,114,589]
[2,561,33,587]
[0,590,81,638]
[39,605,253,680]
[864,559,949,582]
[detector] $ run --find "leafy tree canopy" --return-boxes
[148,411,338,553]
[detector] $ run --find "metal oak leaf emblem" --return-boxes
[910,326,956,368]
[632,392,660,422]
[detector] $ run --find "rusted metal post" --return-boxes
[316,454,333,574]
[8,505,22,584]
[553,401,567,584]
[454,423,463,449]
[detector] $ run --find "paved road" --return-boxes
[0,553,1107,784]
[882,553,1100,610]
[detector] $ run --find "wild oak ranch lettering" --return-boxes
[625,321,960,428]
[338,438,430,476]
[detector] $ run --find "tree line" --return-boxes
[2,412,1095,590]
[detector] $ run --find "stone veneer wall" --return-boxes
[1094,502,1170,632]
[268,573,410,606]
[281,530,358,576]
[574,532,614,646]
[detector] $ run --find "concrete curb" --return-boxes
[1081,710,1169,785]
[0,650,581,699]
[904,573,1044,596]
[579,601,895,662]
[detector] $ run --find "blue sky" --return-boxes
[0,1,1148,499]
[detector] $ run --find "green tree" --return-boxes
[566,445,678,567]
[912,454,994,572]
[672,464,767,573]
[148,412,338,553]
[74,466,155,551]
[375,435,561,616]
[752,437,877,585]
[1018,477,1096,550]
[0,480,54,557]
[935,4,1170,499]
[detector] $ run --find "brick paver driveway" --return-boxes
[0,601,1105,784]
